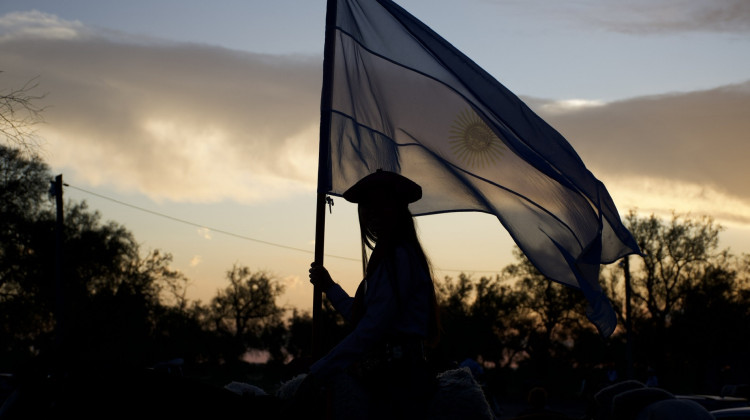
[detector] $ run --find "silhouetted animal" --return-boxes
[274,367,495,420]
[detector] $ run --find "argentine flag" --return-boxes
[318,0,641,337]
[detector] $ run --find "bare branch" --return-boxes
[0,72,47,154]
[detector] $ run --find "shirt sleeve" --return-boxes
[310,248,412,382]
[324,282,354,321]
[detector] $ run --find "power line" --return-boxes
[66,184,359,262]
[65,184,503,274]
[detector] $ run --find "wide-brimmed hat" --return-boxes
[343,169,422,205]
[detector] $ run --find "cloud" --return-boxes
[189,255,202,267]
[604,176,750,228]
[1,11,322,204]
[0,10,85,40]
[528,81,750,225]
[196,227,212,240]
[491,0,750,34]
[581,0,750,34]
[282,274,301,289]
[526,98,606,115]
[2,11,749,227]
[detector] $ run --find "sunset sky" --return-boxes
[2,0,749,310]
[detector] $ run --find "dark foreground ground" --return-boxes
[1,364,747,420]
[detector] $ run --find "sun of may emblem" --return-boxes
[448,108,505,168]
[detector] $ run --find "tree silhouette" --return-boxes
[5,132,750,399]
[207,265,285,361]
[0,144,193,371]
[601,211,750,392]
[624,211,722,330]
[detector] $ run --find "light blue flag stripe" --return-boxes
[323,0,641,337]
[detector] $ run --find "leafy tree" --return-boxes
[602,211,750,392]
[0,143,193,371]
[666,251,750,392]
[0,144,58,367]
[470,274,520,367]
[283,309,314,363]
[207,265,285,361]
[434,273,482,366]
[280,300,350,374]
[498,248,597,392]
[505,248,588,343]
[435,273,522,368]
[431,212,750,395]
[624,211,722,329]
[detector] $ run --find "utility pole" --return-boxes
[622,255,634,380]
[52,174,66,372]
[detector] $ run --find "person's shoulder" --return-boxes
[392,242,418,261]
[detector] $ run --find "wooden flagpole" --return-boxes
[312,0,338,359]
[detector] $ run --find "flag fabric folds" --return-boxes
[318,0,640,337]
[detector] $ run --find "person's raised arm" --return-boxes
[309,262,355,321]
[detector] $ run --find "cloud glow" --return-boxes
[2,12,321,204]
[563,0,750,34]
[189,255,202,267]
[2,8,748,230]
[530,82,750,228]
[607,176,750,228]
[536,99,606,115]
[0,10,84,40]
[196,228,212,240]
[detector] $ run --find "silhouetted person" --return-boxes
[298,170,440,419]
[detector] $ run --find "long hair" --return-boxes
[357,204,441,346]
